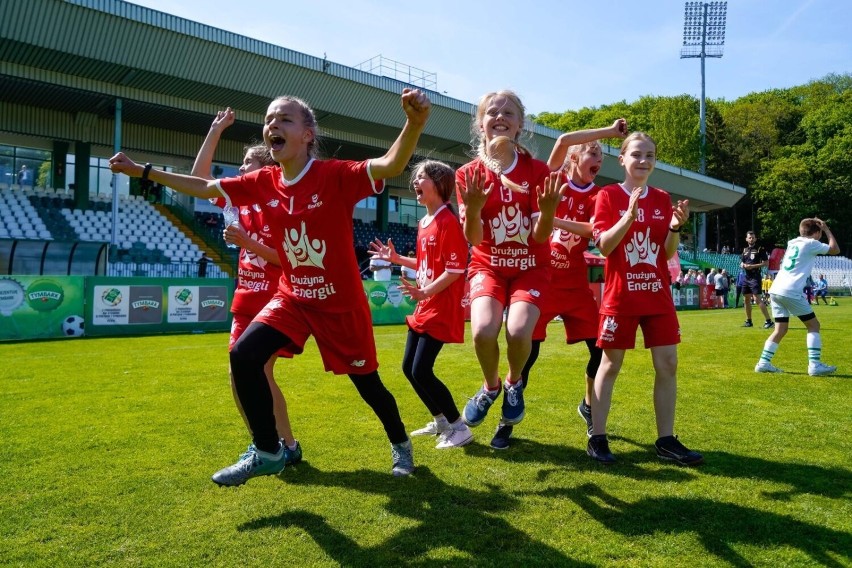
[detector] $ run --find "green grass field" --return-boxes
[1,304,850,567]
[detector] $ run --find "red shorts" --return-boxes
[255,295,378,375]
[533,286,599,343]
[596,310,681,350]
[230,312,297,359]
[467,264,550,309]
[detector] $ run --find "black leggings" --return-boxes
[521,338,602,389]
[230,322,407,453]
[401,330,461,424]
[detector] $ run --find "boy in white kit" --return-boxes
[755,218,840,376]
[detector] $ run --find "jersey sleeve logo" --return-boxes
[282,221,326,269]
[624,228,659,267]
[490,204,531,245]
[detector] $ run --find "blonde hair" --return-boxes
[619,132,657,155]
[270,95,319,158]
[244,144,276,167]
[471,90,534,162]
[563,141,602,175]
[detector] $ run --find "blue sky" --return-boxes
[129,0,850,115]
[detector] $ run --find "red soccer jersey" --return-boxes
[211,198,282,316]
[218,159,383,312]
[549,179,599,290]
[592,184,675,316]
[455,153,551,277]
[406,204,468,344]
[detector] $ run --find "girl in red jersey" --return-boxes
[489,121,628,449]
[191,108,302,467]
[110,89,431,485]
[455,90,560,437]
[369,160,473,449]
[587,132,703,466]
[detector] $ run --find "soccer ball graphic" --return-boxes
[61,315,85,337]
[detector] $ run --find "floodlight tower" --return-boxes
[680,1,727,175]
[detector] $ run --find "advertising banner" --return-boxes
[0,276,86,341]
[364,279,416,325]
[672,284,701,310]
[86,277,232,336]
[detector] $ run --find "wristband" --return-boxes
[668,226,681,233]
[141,163,153,181]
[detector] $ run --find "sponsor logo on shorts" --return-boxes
[529,289,540,298]
[600,316,618,343]
[350,360,366,367]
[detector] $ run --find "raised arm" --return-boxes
[369,89,431,180]
[664,199,690,260]
[192,109,235,180]
[816,218,841,255]
[457,168,491,246]
[547,119,628,171]
[109,153,220,199]
[223,223,281,266]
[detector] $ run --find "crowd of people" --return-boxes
[108,87,839,487]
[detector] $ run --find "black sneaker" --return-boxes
[577,400,593,437]
[763,320,774,329]
[655,435,704,466]
[490,422,513,450]
[742,320,753,327]
[587,434,616,464]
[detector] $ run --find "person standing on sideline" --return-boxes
[370,160,473,449]
[110,88,431,485]
[741,231,774,328]
[586,132,703,467]
[455,90,560,438]
[814,274,829,305]
[734,270,746,308]
[755,218,839,376]
[198,253,211,277]
[192,108,302,468]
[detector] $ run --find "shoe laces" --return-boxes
[505,387,519,406]
[473,391,494,410]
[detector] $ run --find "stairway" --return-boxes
[153,204,235,276]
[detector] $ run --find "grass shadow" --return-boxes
[239,464,593,566]
[462,434,696,483]
[545,483,851,567]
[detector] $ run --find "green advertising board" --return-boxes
[364,279,416,325]
[0,275,86,340]
[672,284,701,310]
[85,277,234,336]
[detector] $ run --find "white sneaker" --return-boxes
[808,362,837,376]
[410,420,450,437]
[435,424,473,449]
[755,361,783,373]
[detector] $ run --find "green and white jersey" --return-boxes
[769,237,830,298]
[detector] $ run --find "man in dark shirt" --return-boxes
[740,231,774,328]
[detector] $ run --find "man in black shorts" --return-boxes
[740,231,774,328]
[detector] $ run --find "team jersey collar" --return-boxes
[567,178,595,193]
[618,182,648,199]
[280,158,315,186]
[501,150,519,175]
[420,203,447,228]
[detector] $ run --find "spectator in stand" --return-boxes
[814,274,829,305]
[198,253,211,277]
[695,270,705,286]
[17,164,33,186]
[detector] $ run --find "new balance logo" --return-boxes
[350,360,366,368]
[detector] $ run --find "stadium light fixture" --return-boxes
[680,1,727,175]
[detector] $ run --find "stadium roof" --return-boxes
[0,0,745,210]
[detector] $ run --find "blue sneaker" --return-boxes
[212,443,286,487]
[463,386,499,427]
[282,440,303,466]
[501,380,525,425]
[490,421,513,450]
[391,439,415,476]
